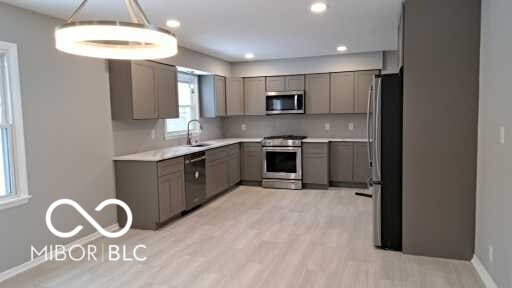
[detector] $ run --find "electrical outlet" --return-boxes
[499,126,505,144]
[241,124,247,131]
[324,123,331,131]
[151,129,156,139]
[489,245,494,263]
[349,122,354,131]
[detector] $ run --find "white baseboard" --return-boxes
[471,255,499,288]
[0,223,120,283]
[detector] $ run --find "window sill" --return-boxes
[0,195,31,211]
[165,131,201,141]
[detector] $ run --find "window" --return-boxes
[165,72,200,138]
[0,41,29,210]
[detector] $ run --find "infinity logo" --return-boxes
[46,199,133,239]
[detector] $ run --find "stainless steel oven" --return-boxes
[261,135,305,190]
[265,91,305,115]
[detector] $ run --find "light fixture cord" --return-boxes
[65,0,151,26]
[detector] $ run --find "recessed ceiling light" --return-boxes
[310,2,327,14]
[244,53,255,59]
[166,19,181,28]
[337,46,348,52]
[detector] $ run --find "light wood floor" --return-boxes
[3,186,483,288]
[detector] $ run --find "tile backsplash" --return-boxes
[222,114,367,138]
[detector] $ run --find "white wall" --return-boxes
[159,46,232,77]
[231,51,383,77]
[475,0,512,286]
[0,3,116,272]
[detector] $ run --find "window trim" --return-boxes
[164,72,201,140]
[0,41,30,210]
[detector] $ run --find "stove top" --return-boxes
[263,135,307,140]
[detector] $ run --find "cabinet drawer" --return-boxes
[206,147,228,163]
[226,144,240,157]
[303,143,328,155]
[158,157,184,177]
[242,142,262,151]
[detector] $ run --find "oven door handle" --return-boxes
[263,147,302,152]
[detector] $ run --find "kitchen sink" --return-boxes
[189,143,212,148]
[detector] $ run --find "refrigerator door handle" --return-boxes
[374,77,382,180]
[366,80,374,168]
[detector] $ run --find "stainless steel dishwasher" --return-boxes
[184,151,206,210]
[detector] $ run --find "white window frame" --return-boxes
[164,72,201,139]
[0,41,30,210]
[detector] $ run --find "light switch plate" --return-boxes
[241,124,247,131]
[499,126,505,144]
[349,122,354,131]
[324,123,331,131]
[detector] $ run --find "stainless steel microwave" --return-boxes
[265,91,305,115]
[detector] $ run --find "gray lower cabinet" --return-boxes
[329,142,370,184]
[306,73,330,114]
[330,142,354,182]
[353,143,370,183]
[244,77,266,115]
[200,75,227,117]
[241,143,262,181]
[206,144,240,199]
[114,157,185,230]
[303,143,329,186]
[109,60,179,120]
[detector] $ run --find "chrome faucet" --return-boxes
[186,119,202,145]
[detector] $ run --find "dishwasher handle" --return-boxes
[185,156,206,164]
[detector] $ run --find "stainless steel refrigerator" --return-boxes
[367,70,403,251]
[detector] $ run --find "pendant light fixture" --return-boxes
[55,0,178,60]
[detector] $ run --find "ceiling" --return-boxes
[1,0,402,62]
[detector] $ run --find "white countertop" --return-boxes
[113,137,368,162]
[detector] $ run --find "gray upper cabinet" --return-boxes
[200,75,226,118]
[226,77,244,115]
[305,74,330,114]
[244,77,266,115]
[330,72,355,114]
[303,143,329,186]
[109,60,179,120]
[286,75,305,91]
[266,75,305,91]
[241,143,262,181]
[157,64,179,119]
[330,142,354,182]
[266,76,285,92]
[353,143,370,183]
[355,70,378,113]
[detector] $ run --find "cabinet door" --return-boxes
[285,75,305,91]
[241,143,262,181]
[303,143,329,185]
[206,159,228,198]
[215,75,227,116]
[131,62,157,119]
[330,142,354,182]
[306,74,330,114]
[266,76,285,91]
[355,71,378,113]
[228,155,241,186]
[157,64,179,119]
[158,170,185,223]
[353,143,370,183]
[330,72,355,114]
[244,77,266,115]
[226,77,244,115]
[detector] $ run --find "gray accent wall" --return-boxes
[403,0,480,260]
[0,3,117,272]
[223,114,367,139]
[475,0,512,286]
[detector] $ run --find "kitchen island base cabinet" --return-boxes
[329,142,370,187]
[114,157,185,230]
[303,143,329,188]
[241,143,262,183]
